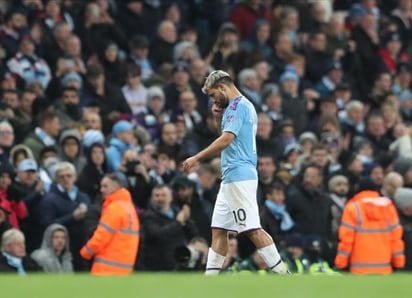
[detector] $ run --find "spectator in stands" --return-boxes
[23,109,60,162]
[303,31,333,84]
[40,161,90,271]
[139,184,198,271]
[391,0,412,48]
[268,32,294,79]
[0,162,27,229]
[149,20,178,68]
[31,223,73,273]
[171,175,211,244]
[0,121,15,163]
[257,154,278,206]
[171,90,203,133]
[163,61,192,112]
[135,86,169,142]
[327,175,349,244]
[364,113,392,155]
[127,35,154,82]
[7,35,51,89]
[239,19,272,61]
[78,1,127,57]
[106,120,135,172]
[380,171,404,199]
[77,142,108,203]
[117,0,147,38]
[351,12,380,98]
[0,228,41,274]
[208,22,242,74]
[122,64,147,116]
[228,0,271,40]
[99,41,127,87]
[256,112,284,161]
[82,111,102,131]
[237,68,262,111]
[55,86,83,129]
[118,149,155,210]
[0,9,28,60]
[260,182,294,251]
[54,34,86,79]
[286,163,332,244]
[278,67,308,135]
[58,129,86,174]
[394,187,412,271]
[315,60,344,97]
[84,63,131,134]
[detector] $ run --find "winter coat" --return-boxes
[335,190,405,274]
[80,188,140,275]
[31,223,74,273]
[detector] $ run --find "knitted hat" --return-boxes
[328,175,348,191]
[394,187,412,210]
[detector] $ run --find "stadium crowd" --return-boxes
[0,0,412,275]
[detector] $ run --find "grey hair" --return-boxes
[55,161,76,176]
[173,41,200,62]
[201,70,232,94]
[0,121,14,132]
[346,100,364,112]
[1,229,25,252]
[237,68,257,87]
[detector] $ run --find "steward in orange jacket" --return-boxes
[80,174,140,275]
[335,190,405,274]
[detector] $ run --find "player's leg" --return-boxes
[247,229,289,274]
[205,228,228,276]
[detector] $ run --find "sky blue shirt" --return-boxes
[221,96,258,183]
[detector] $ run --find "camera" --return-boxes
[125,160,140,174]
[174,245,204,271]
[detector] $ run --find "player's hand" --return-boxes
[182,156,199,172]
[211,103,224,117]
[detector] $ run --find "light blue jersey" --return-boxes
[221,95,258,183]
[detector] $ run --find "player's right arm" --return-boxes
[182,132,234,171]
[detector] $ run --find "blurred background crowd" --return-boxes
[0,0,412,274]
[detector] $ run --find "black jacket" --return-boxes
[139,205,199,271]
[0,254,42,273]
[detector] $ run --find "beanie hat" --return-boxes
[82,129,105,148]
[328,175,348,191]
[394,187,412,210]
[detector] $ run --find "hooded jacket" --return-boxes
[335,190,405,274]
[31,223,73,273]
[58,129,86,173]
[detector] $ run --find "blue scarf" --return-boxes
[264,200,294,232]
[2,252,26,276]
[161,209,175,219]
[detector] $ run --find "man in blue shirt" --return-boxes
[183,70,288,275]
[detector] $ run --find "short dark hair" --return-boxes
[104,173,124,187]
[36,110,58,127]
[265,181,285,195]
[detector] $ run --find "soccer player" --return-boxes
[182,70,289,275]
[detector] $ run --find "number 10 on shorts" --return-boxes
[232,208,247,224]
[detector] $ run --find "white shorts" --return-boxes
[211,180,261,233]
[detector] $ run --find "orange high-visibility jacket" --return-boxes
[335,190,405,274]
[80,188,140,275]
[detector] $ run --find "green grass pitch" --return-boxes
[0,273,410,298]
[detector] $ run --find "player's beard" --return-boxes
[218,92,229,109]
